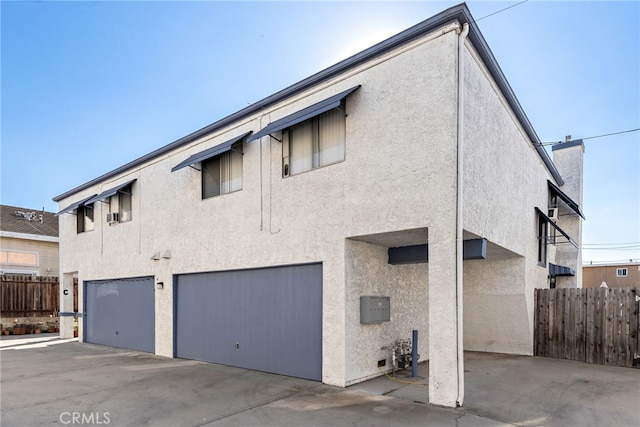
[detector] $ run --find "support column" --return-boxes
[60,272,76,339]
[428,226,458,407]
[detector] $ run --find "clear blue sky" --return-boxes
[2,1,638,264]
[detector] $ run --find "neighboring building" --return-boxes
[0,204,59,276]
[583,262,640,288]
[53,4,584,407]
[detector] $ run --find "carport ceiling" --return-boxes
[349,229,519,261]
[349,228,428,248]
[464,231,520,260]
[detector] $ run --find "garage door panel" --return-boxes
[85,277,155,353]
[176,264,322,381]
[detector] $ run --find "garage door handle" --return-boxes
[236,342,239,350]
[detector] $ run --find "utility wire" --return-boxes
[540,128,640,146]
[583,242,640,246]
[583,247,640,251]
[473,0,529,23]
[584,259,639,264]
[583,244,640,248]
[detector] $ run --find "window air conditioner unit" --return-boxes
[548,208,559,223]
[107,212,120,224]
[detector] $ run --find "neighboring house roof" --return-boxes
[583,262,640,268]
[52,2,563,203]
[0,204,59,238]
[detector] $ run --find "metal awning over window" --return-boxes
[171,131,251,172]
[56,194,97,216]
[247,85,360,142]
[548,180,584,219]
[85,179,137,205]
[536,207,579,248]
[549,263,575,277]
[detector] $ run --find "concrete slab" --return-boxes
[1,339,638,427]
[459,352,640,427]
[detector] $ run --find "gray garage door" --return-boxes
[175,263,322,381]
[85,277,155,353]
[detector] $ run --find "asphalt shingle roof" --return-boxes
[0,205,59,237]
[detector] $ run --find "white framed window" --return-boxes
[202,142,243,199]
[282,107,345,176]
[616,268,628,277]
[77,204,94,233]
[0,250,39,266]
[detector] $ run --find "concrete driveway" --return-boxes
[1,336,638,426]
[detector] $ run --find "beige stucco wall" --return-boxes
[463,258,531,354]
[344,239,428,386]
[460,39,559,356]
[552,143,584,288]
[59,24,461,388]
[0,237,59,277]
[57,20,575,397]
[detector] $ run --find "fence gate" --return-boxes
[534,287,639,368]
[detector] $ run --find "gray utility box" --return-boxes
[360,296,390,323]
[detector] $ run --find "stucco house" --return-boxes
[53,4,584,407]
[0,204,59,276]
[583,262,640,288]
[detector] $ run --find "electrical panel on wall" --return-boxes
[360,296,390,323]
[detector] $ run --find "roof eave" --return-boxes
[53,3,563,202]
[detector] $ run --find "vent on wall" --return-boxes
[107,213,120,224]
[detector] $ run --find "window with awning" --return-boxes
[172,132,250,199]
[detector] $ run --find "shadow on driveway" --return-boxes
[1,340,638,426]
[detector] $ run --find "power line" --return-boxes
[583,247,640,251]
[540,128,640,146]
[583,259,640,265]
[583,244,640,249]
[474,0,529,23]
[583,242,640,246]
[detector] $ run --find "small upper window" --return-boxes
[202,142,243,199]
[283,106,345,176]
[108,184,133,223]
[77,203,94,233]
[616,268,628,277]
[537,213,548,267]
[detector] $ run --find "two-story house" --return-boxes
[583,262,640,288]
[53,4,584,407]
[0,204,59,276]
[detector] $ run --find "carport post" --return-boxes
[412,329,418,377]
[59,273,75,339]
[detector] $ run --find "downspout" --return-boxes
[456,22,469,408]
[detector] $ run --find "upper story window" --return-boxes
[535,207,578,268]
[246,85,359,174]
[282,106,345,177]
[81,179,136,225]
[616,268,628,277]
[537,213,548,267]
[172,133,249,200]
[77,203,94,233]
[0,250,38,266]
[108,183,133,223]
[202,142,243,199]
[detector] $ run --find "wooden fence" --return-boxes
[1,275,59,318]
[534,287,639,368]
